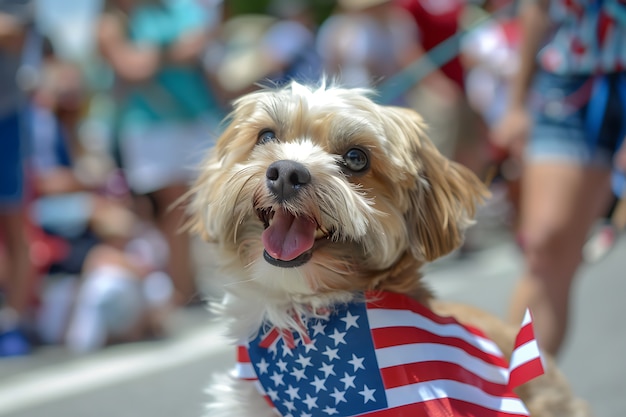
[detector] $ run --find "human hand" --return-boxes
[491,105,531,160]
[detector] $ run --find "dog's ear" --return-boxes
[186,148,221,242]
[381,106,490,261]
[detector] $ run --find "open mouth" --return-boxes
[257,207,330,268]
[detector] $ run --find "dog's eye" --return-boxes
[257,129,278,145]
[343,148,369,173]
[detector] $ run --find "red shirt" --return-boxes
[395,0,467,88]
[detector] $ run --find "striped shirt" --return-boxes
[234,291,544,417]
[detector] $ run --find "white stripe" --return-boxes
[521,309,532,327]
[509,340,542,371]
[375,343,509,385]
[367,308,503,357]
[231,362,256,379]
[385,379,529,415]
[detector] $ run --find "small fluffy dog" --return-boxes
[189,82,591,417]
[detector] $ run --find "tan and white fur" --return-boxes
[189,81,592,417]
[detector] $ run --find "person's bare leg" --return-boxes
[508,162,612,357]
[151,184,197,306]
[0,211,33,316]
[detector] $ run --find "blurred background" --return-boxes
[1,0,625,416]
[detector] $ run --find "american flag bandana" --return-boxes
[234,291,544,417]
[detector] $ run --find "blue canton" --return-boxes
[247,301,387,417]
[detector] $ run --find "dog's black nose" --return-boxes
[266,160,311,201]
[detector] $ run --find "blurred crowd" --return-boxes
[1,0,624,359]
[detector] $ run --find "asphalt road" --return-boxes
[1,231,625,417]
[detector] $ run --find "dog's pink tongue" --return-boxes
[262,208,316,261]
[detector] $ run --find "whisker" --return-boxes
[223,276,260,287]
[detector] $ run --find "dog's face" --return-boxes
[190,82,488,301]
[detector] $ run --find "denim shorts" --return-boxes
[527,71,626,168]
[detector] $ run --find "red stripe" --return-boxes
[259,328,280,349]
[380,361,518,398]
[509,357,545,389]
[237,345,251,362]
[362,397,526,417]
[514,323,535,348]
[366,291,487,338]
[371,326,509,368]
[263,395,274,408]
[280,329,295,349]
